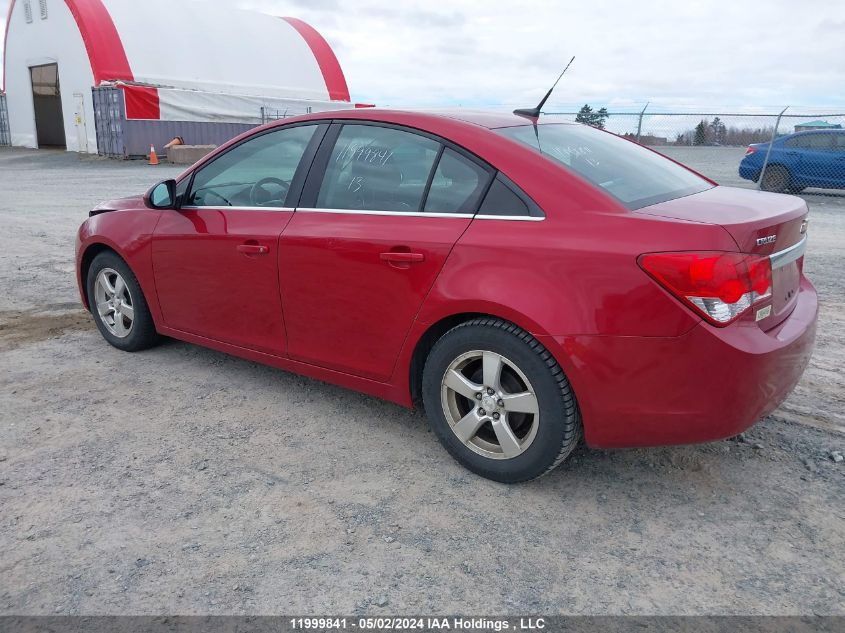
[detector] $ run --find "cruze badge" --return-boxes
[756,235,777,246]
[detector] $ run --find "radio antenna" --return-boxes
[513,56,575,120]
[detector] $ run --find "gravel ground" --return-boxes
[0,146,843,616]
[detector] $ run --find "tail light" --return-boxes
[744,146,757,156]
[638,251,772,326]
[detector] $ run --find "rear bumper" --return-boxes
[544,276,818,448]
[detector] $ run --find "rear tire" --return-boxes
[86,251,159,352]
[422,317,580,483]
[760,165,791,192]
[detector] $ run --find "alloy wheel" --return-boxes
[440,350,540,460]
[94,267,135,338]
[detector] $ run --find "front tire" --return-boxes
[86,251,159,352]
[422,318,580,483]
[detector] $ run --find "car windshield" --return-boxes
[498,123,713,209]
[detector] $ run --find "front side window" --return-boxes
[317,125,440,212]
[498,123,712,210]
[424,148,491,214]
[188,124,317,208]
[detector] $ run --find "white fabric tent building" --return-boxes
[2,0,354,153]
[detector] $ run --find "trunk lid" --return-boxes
[637,186,808,330]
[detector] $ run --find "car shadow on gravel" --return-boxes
[19,322,837,498]
[139,335,842,492]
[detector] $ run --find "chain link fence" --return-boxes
[0,93,11,146]
[546,108,845,196]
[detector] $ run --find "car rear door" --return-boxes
[279,122,493,381]
[791,133,836,187]
[832,132,845,186]
[152,123,326,355]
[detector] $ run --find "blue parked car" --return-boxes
[739,129,845,192]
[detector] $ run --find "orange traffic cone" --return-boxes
[148,144,159,166]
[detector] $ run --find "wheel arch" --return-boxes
[763,161,793,176]
[406,306,552,407]
[78,241,122,310]
[78,240,158,327]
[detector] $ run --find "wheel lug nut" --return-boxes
[497,399,504,407]
[487,388,495,395]
[492,412,500,420]
[477,408,486,416]
[475,393,482,400]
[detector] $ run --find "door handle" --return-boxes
[237,243,269,255]
[380,251,425,263]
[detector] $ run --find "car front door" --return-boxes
[279,122,493,381]
[152,123,325,355]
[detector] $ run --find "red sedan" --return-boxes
[75,109,817,482]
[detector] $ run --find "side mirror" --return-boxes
[145,179,177,209]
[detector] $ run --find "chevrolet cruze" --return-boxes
[76,109,817,482]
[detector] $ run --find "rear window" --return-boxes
[498,123,713,209]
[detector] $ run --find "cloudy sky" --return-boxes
[2,0,844,112]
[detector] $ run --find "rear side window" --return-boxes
[785,134,835,150]
[498,123,712,210]
[317,125,439,212]
[424,148,491,214]
[478,177,531,217]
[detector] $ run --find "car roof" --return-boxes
[788,129,844,136]
[405,109,537,129]
[288,108,574,130]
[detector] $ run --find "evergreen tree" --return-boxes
[575,104,594,125]
[595,107,609,130]
[693,121,708,146]
[575,104,610,129]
